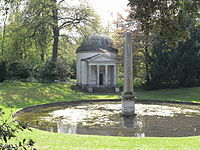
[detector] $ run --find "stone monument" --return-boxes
[122,32,136,116]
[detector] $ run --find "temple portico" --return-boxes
[87,64,118,87]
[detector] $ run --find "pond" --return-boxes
[14,100,200,137]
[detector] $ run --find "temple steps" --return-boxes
[92,87,116,93]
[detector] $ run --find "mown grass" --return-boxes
[17,129,200,150]
[136,87,200,103]
[1,81,200,150]
[0,80,119,109]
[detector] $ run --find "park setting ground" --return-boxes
[1,1,200,149]
[1,81,200,150]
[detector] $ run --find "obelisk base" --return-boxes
[121,92,136,116]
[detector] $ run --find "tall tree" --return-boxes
[0,0,103,81]
[51,0,59,62]
[0,0,10,57]
[112,12,154,83]
[128,0,200,47]
[22,0,99,62]
[146,20,200,89]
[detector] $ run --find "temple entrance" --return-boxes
[99,73,104,86]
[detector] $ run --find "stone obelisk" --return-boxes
[122,32,136,116]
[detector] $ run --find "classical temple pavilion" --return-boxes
[76,33,119,92]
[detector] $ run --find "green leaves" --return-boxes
[0,108,35,149]
[128,0,200,47]
[146,21,200,89]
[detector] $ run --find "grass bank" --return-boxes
[1,81,200,150]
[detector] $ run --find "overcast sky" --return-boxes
[89,0,129,26]
[0,0,129,28]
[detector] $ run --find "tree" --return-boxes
[146,20,200,89]
[112,12,154,85]
[128,0,200,47]
[22,0,100,62]
[0,0,10,57]
[0,62,6,82]
[0,0,102,81]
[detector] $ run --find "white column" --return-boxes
[105,65,108,86]
[81,61,87,85]
[88,65,91,86]
[114,65,117,86]
[116,65,118,86]
[97,65,100,86]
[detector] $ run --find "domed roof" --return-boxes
[77,33,117,52]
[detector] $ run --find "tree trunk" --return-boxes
[51,0,59,62]
[51,27,59,62]
[1,17,7,56]
[144,30,150,81]
[144,45,150,82]
[40,48,45,62]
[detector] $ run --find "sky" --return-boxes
[89,0,129,26]
[0,0,130,28]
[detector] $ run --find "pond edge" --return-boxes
[13,99,200,117]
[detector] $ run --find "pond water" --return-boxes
[15,101,200,137]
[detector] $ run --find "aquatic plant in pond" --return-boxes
[15,101,200,137]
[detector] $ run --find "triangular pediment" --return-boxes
[84,54,117,63]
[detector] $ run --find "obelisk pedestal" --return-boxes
[122,32,136,116]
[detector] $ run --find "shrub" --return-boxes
[133,78,144,88]
[6,62,31,79]
[37,59,74,82]
[0,108,35,149]
[0,62,6,82]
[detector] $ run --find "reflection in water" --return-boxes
[122,116,134,128]
[134,117,145,137]
[57,121,77,134]
[122,116,146,137]
[15,102,200,137]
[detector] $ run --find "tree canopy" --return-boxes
[146,20,200,89]
[128,0,200,46]
[0,0,102,82]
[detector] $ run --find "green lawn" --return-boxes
[136,87,200,103]
[1,81,200,150]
